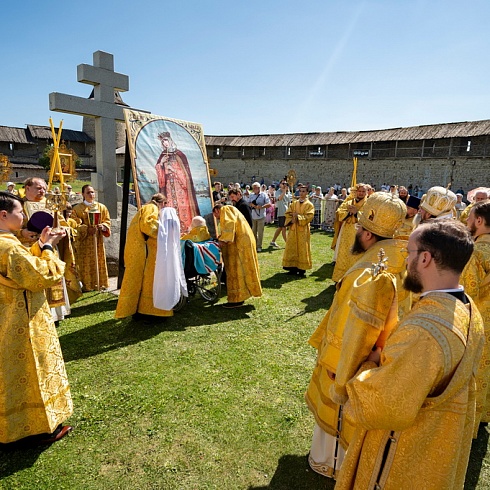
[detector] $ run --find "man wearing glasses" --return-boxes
[336,220,484,490]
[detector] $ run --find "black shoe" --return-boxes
[39,425,73,445]
[222,301,245,309]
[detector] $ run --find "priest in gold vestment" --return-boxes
[394,194,420,240]
[336,220,484,490]
[461,200,490,429]
[17,177,81,317]
[213,204,262,308]
[331,184,367,282]
[72,185,111,291]
[0,192,73,444]
[116,193,173,321]
[305,192,408,479]
[282,186,314,276]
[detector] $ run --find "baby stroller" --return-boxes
[173,239,222,311]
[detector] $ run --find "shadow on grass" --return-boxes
[301,284,336,312]
[68,293,117,318]
[464,423,490,489]
[60,316,175,362]
[283,285,336,321]
[60,292,253,362]
[0,444,47,477]
[309,262,334,282]
[68,292,120,318]
[249,454,334,490]
[261,272,309,289]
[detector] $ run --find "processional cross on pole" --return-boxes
[49,50,129,217]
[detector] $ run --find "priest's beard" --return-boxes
[468,222,477,237]
[351,232,365,255]
[412,213,422,228]
[403,257,423,293]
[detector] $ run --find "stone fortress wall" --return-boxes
[208,156,489,194]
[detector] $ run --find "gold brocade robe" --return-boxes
[0,232,73,443]
[395,216,414,240]
[461,233,490,426]
[460,202,475,225]
[219,205,262,303]
[332,196,367,282]
[305,240,410,450]
[336,293,484,490]
[282,198,314,270]
[72,201,111,291]
[115,203,173,318]
[181,225,211,243]
[17,200,82,306]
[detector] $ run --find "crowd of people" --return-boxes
[2,176,490,490]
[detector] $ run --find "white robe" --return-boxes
[153,207,187,310]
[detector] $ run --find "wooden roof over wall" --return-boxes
[0,125,94,144]
[0,126,34,144]
[205,119,490,147]
[28,125,94,143]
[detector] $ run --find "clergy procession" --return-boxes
[1,168,490,489]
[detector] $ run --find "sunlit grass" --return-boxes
[1,227,488,489]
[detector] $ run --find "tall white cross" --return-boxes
[49,50,129,217]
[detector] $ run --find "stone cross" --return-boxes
[49,50,129,217]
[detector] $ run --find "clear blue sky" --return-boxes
[2,0,489,135]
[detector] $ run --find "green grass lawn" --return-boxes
[1,227,489,489]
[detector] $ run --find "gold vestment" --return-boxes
[459,202,474,225]
[395,216,414,240]
[219,205,262,303]
[72,201,111,291]
[0,232,73,443]
[305,240,410,467]
[461,233,490,426]
[332,196,367,282]
[336,293,484,490]
[282,198,314,270]
[17,199,81,306]
[115,203,173,318]
[181,225,211,242]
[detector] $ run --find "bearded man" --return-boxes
[282,185,314,277]
[461,200,490,431]
[336,220,484,490]
[395,194,420,239]
[331,184,367,282]
[17,177,81,320]
[306,192,409,479]
[416,186,457,226]
[72,185,111,292]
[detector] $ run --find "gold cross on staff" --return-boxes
[47,117,66,191]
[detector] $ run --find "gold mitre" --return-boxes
[357,192,407,238]
[419,186,457,217]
